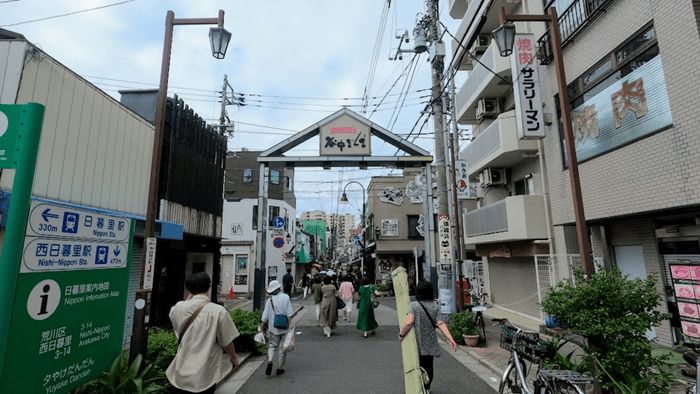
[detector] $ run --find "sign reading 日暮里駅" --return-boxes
[571,55,671,162]
[319,113,371,156]
[0,200,134,394]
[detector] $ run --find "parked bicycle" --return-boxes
[494,317,594,394]
[466,288,489,345]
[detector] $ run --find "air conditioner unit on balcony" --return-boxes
[474,34,490,54]
[478,168,506,187]
[476,98,499,122]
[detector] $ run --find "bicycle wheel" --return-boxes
[478,312,487,346]
[498,359,527,394]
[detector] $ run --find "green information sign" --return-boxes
[0,105,22,168]
[0,203,134,394]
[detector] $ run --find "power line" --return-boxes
[0,0,136,27]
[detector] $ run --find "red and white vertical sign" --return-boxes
[143,237,156,290]
[510,34,545,140]
[438,214,452,263]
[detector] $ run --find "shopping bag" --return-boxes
[283,327,295,352]
[254,331,266,345]
[336,296,346,309]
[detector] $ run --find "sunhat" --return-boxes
[267,280,282,293]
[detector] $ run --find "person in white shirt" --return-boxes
[260,280,294,376]
[167,272,239,394]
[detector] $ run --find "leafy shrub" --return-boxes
[376,283,392,292]
[69,352,169,394]
[230,309,265,355]
[146,328,178,378]
[447,310,478,345]
[541,267,671,393]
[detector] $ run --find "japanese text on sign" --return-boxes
[510,34,544,140]
[319,113,371,156]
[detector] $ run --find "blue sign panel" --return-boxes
[571,56,672,162]
[272,217,285,229]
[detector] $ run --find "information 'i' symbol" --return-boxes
[27,279,61,320]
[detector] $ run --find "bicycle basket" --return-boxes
[514,332,553,363]
[499,325,516,351]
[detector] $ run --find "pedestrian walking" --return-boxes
[398,281,458,394]
[312,276,323,321]
[338,275,354,322]
[260,280,294,376]
[318,276,338,337]
[298,271,311,300]
[356,276,379,338]
[167,272,240,394]
[282,268,294,296]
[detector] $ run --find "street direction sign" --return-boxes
[272,216,285,229]
[143,238,157,290]
[27,201,130,242]
[0,105,22,168]
[354,235,360,240]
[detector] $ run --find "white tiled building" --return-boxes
[450,0,700,347]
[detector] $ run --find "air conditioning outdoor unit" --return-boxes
[474,34,490,54]
[476,98,499,122]
[478,168,506,187]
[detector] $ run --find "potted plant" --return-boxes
[447,311,480,347]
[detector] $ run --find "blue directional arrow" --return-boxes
[41,208,59,222]
[114,246,121,256]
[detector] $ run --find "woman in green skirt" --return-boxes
[356,276,379,338]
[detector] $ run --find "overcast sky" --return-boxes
[1,0,466,221]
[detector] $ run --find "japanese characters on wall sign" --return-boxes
[438,214,452,264]
[669,260,700,339]
[378,187,405,205]
[455,160,477,200]
[571,56,671,162]
[319,113,371,156]
[380,219,399,237]
[510,34,545,140]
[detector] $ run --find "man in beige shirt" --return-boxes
[167,272,240,394]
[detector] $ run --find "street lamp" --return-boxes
[492,7,593,277]
[134,9,231,362]
[340,181,366,277]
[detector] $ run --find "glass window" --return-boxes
[270,170,280,185]
[269,206,280,227]
[243,168,253,183]
[619,45,659,78]
[252,205,258,230]
[616,27,655,64]
[582,59,612,89]
[407,215,422,238]
[514,177,534,196]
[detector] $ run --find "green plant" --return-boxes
[595,355,677,394]
[69,352,169,394]
[230,308,265,355]
[541,267,671,393]
[376,283,392,292]
[541,334,587,373]
[146,328,178,378]
[447,310,478,345]
[246,291,253,299]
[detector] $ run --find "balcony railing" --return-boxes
[465,200,508,237]
[539,0,617,64]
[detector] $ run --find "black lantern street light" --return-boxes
[492,7,593,277]
[340,181,366,277]
[134,10,231,362]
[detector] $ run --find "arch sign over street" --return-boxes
[251,108,436,311]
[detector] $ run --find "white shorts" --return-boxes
[343,298,353,312]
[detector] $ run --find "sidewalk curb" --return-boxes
[218,304,304,385]
[459,345,503,377]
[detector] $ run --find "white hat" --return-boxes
[327,270,336,276]
[267,280,282,293]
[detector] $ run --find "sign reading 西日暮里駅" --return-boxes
[0,200,134,394]
[319,113,371,156]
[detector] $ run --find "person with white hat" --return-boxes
[259,280,294,376]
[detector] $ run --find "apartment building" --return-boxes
[450,0,700,346]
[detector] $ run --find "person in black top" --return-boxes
[282,268,293,296]
[298,271,311,300]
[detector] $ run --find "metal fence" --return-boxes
[534,254,582,320]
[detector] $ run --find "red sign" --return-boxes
[273,237,285,249]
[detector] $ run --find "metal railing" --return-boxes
[465,199,508,237]
[538,0,617,64]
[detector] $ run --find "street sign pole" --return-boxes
[0,103,45,383]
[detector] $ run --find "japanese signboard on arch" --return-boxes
[319,113,371,156]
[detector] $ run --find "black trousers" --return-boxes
[419,355,435,389]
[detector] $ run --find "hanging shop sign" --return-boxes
[571,56,671,162]
[455,160,477,199]
[510,34,544,140]
[438,214,452,264]
[319,113,371,156]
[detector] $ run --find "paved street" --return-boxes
[217,295,497,394]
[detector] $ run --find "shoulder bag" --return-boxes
[178,301,209,346]
[416,300,438,329]
[270,296,289,329]
[370,287,380,309]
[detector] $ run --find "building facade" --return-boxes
[450,0,700,346]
